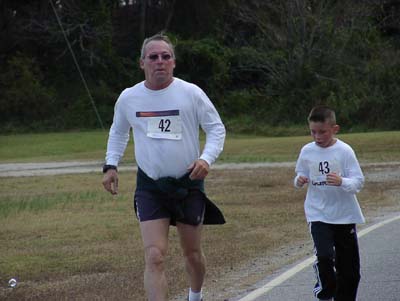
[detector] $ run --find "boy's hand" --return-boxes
[326,172,342,186]
[297,175,309,187]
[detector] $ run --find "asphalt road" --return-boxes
[234,215,400,301]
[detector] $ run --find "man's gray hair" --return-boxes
[140,33,175,59]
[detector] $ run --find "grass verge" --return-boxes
[0,130,400,163]
[1,163,399,300]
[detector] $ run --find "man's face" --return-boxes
[309,121,339,148]
[140,40,175,90]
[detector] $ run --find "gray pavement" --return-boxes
[235,215,400,301]
[1,161,399,177]
[0,161,295,177]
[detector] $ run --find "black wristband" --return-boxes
[103,164,117,173]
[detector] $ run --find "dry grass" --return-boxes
[1,163,399,301]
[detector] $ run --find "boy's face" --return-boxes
[309,121,339,148]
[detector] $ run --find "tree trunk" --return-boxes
[140,0,147,42]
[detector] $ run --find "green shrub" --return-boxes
[174,38,232,105]
[0,54,56,129]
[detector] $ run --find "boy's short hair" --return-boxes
[308,105,336,124]
[140,33,175,59]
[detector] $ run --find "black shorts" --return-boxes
[134,189,206,225]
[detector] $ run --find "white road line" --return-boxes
[237,214,400,301]
[357,215,400,237]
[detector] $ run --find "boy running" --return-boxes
[294,105,365,301]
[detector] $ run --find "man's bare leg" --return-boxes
[140,218,170,301]
[177,222,205,297]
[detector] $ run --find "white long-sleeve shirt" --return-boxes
[105,77,225,180]
[294,139,365,224]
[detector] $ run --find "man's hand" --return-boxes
[296,175,309,187]
[187,159,209,180]
[102,169,119,195]
[326,172,342,186]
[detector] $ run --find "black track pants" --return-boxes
[310,222,361,301]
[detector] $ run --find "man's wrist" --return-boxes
[199,156,211,166]
[102,164,118,173]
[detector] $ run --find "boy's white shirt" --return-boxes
[105,77,225,180]
[294,139,365,224]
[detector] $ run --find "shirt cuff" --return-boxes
[199,154,213,166]
[105,159,119,166]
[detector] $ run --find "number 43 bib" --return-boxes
[309,159,342,182]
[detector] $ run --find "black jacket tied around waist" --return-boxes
[135,167,225,225]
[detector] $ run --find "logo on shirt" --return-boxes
[136,110,179,118]
[312,179,328,186]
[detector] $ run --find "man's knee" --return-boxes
[145,246,166,271]
[183,249,204,266]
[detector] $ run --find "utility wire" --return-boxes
[49,0,105,130]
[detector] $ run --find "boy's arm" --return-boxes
[294,174,309,188]
[339,150,364,193]
[294,150,309,188]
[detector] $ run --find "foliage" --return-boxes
[175,38,232,105]
[1,0,400,133]
[0,54,56,130]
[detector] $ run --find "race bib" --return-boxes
[309,160,342,182]
[147,115,182,140]
[136,110,183,140]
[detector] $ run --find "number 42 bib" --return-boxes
[136,110,182,140]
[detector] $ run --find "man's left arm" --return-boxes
[187,89,225,180]
[196,90,226,167]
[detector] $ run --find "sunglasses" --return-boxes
[146,53,173,61]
